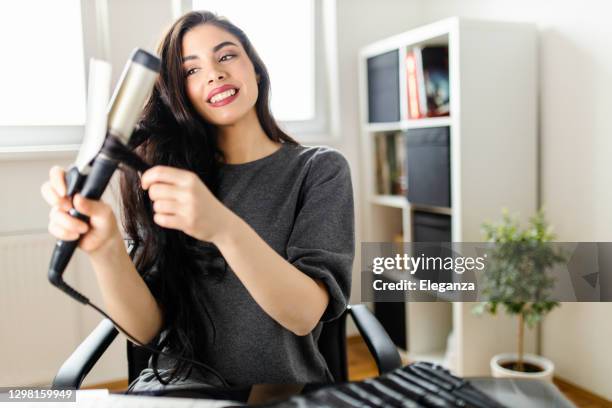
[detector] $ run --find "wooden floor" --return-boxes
[90,335,611,407]
[347,335,393,380]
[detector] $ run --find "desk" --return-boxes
[0,390,242,407]
[2,380,576,408]
[470,378,576,408]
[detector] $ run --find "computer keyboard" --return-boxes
[0,389,243,407]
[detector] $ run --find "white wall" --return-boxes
[105,0,175,84]
[378,0,612,400]
[0,153,127,386]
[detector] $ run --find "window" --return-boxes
[0,0,333,150]
[0,0,87,148]
[192,0,329,138]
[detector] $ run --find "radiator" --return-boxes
[0,232,83,386]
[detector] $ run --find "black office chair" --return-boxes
[52,304,402,391]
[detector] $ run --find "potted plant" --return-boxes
[473,209,567,381]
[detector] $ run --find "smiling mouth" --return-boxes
[208,88,239,104]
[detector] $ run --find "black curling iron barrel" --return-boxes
[48,49,161,303]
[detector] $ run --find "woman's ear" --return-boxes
[256,72,261,84]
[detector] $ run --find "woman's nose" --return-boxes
[208,70,226,84]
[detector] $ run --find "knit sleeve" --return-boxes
[285,148,355,322]
[126,236,162,301]
[123,237,165,347]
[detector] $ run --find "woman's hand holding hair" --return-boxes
[141,166,234,243]
[141,165,329,336]
[41,165,124,258]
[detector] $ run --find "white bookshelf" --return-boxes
[358,17,538,376]
[365,117,452,133]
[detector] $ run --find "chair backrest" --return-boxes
[316,309,348,382]
[127,309,349,385]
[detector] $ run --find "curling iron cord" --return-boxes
[49,136,229,388]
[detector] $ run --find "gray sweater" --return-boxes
[130,142,354,392]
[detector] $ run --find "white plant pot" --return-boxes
[490,353,554,382]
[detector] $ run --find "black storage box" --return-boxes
[412,211,452,284]
[412,211,452,242]
[406,126,451,207]
[367,50,400,123]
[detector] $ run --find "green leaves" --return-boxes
[481,208,556,244]
[473,208,565,325]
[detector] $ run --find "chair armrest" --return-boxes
[348,304,402,374]
[52,319,119,389]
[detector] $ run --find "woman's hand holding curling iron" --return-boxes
[41,166,163,344]
[140,166,234,243]
[40,166,123,257]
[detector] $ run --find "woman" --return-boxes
[40,10,354,400]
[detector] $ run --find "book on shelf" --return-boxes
[386,132,397,195]
[374,133,390,195]
[395,132,408,195]
[374,132,408,196]
[422,46,450,117]
[405,45,450,118]
[405,49,426,119]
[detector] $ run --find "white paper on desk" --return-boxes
[76,389,110,402]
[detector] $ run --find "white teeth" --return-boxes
[210,89,237,103]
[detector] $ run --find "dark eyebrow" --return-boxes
[213,41,238,53]
[182,41,239,63]
[182,55,198,63]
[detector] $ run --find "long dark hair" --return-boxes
[120,10,298,385]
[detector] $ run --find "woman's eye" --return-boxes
[185,67,200,77]
[219,54,235,62]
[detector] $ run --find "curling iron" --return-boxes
[47,50,229,387]
[48,49,160,303]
